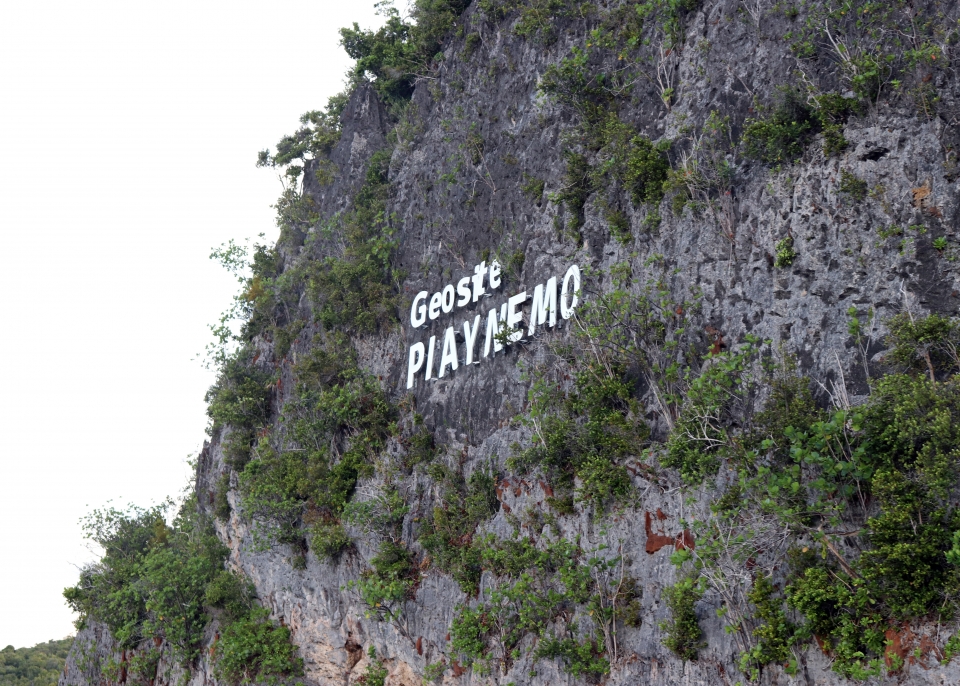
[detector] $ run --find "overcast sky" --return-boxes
[0,0,383,649]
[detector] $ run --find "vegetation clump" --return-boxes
[418,463,500,594]
[62,502,301,684]
[0,639,74,686]
[773,236,796,268]
[660,576,704,661]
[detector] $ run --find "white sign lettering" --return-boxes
[405,262,581,389]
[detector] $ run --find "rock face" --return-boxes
[62,1,960,685]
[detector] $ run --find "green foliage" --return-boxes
[343,486,413,616]
[477,0,581,43]
[213,607,303,685]
[419,464,500,594]
[344,485,409,540]
[512,361,647,511]
[449,537,640,676]
[309,521,351,560]
[741,89,818,164]
[785,565,885,679]
[663,338,761,483]
[356,541,416,621]
[0,639,74,686]
[660,576,704,661]
[257,93,347,176]
[812,93,861,156]
[532,636,608,678]
[403,419,436,469]
[885,313,960,379]
[63,501,298,680]
[307,148,400,333]
[236,332,396,549]
[605,207,631,244]
[207,236,307,368]
[422,660,446,681]
[205,351,273,436]
[858,469,953,618]
[214,473,232,521]
[734,373,960,676]
[575,454,632,506]
[839,169,868,202]
[356,647,388,686]
[773,236,796,268]
[64,503,180,649]
[663,111,736,218]
[449,606,486,666]
[782,0,952,110]
[204,571,253,620]
[552,150,593,236]
[747,363,820,458]
[738,575,794,679]
[742,88,863,164]
[540,47,617,136]
[340,0,469,107]
[461,31,481,57]
[635,0,702,48]
[520,173,545,203]
[624,136,669,207]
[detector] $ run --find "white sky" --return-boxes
[0,0,384,649]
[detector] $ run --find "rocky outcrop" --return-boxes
[63,0,960,684]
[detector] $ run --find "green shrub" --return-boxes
[222,427,256,470]
[214,473,232,521]
[356,647,388,686]
[419,465,499,594]
[885,313,960,379]
[205,352,273,434]
[403,420,436,469]
[605,208,631,244]
[660,576,704,661]
[539,47,614,130]
[839,169,868,202]
[742,89,818,164]
[742,88,862,163]
[786,566,884,679]
[738,575,794,679]
[204,571,253,620]
[774,236,796,268]
[448,538,639,676]
[449,606,487,666]
[532,636,608,678]
[521,173,545,202]
[356,541,416,620]
[552,151,593,236]
[575,454,632,505]
[512,363,647,509]
[747,365,820,458]
[238,337,396,547]
[307,149,400,333]
[344,486,409,541]
[213,607,303,685]
[309,522,351,560]
[62,501,290,671]
[462,31,481,57]
[759,374,960,676]
[339,0,468,107]
[663,339,760,483]
[625,136,669,206]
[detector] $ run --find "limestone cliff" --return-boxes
[61,1,960,685]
